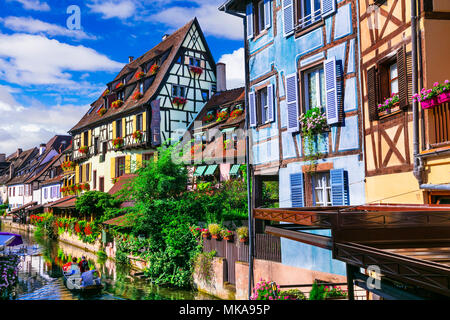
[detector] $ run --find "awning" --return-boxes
[193,165,207,176]
[221,127,235,133]
[229,164,241,175]
[204,164,218,176]
[9,202,37,215]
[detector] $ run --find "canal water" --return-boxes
[1,226,216,300]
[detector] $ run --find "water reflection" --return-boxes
[2,226,216,300]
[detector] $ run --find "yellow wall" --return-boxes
[365,172,424,204]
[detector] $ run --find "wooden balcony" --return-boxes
[427,101,450,148]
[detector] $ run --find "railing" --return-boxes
[428,101,450,147]
[202,232,281,284]
[279,282,368,300]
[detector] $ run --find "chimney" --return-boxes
[129,56,134,63]
[9,164,14,180]
[39,143,46,155]
[216,62,227,92]
[0,154,5,162]
[162,34,170,41]
[16,148,22,157]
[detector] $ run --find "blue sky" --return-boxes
[0,0,244,154]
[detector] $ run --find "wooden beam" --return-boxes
[265,226,333,250]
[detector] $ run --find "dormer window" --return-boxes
[172,85,186,98]
[189,57,201,67]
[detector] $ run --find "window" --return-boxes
[43,188,48,200]
[201,89,209,102]
[258,87,268,124]
[136,114,143,131]
[116,157,125,177]
[312,172,331,206]
[298,0,322,27]
[172,85,186,98]
[116,120,122,138]
[118,90,124,101]
[139,82,144,94]
[142,153,154,168]
[83,131,89,147]
[93,170,97,190]
[189,57,201,67]
[302,65,326,112]
[85,164,90,182]
[389,62,399,97]
[257,1,265,34]
[126,118,133,136]
[99,177,104,192]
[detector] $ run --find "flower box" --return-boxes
[230,108,243,119]
[79,146,88,154]
[216,110,229,122]
[190,66,203,75]
[202,113,214,123]
[132,91,143,101]
[420,97,439,109]
[97,106,107,116]
[112,137,124,149]
[115,82,124,90]
[111,100,123,109]
[135,71,145,80]
[437,91,450,104]
[150,64,159,75]
[173,97,187,105]
[132,130,143,141]
[102,89,110,97]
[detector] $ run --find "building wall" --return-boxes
[7,184,24,209]
[247,0,363,275]
[41,183,62,205]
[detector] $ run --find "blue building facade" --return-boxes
[223,0,365,277]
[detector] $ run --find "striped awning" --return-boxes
[229,164,241,175]
[204,164,218,176]
[193,165,207,176]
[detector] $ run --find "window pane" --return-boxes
[390,63,398,80]
[391,79,399,95]
[319,68,326,107]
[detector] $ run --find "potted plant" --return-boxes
[173,97,187,106]
[79,146,89,154]
[208,223,222,240]
[230,108,243,119]
[216,109,229,122]
[132,91,143,100]
[236,226,248,243]
[111,99,123,109]
[149,64,159,75]
[112,137,124,149]
[437,80,450,104]
[201,228,210,239]
[132,130,143,141]
[135,71,145,80]
[298,107,328,165]
[190,66,203,75]
[413,82,444,109]
[221,229,234,241]
[377,93,400,116]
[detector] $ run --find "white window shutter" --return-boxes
[321,0,336,18]
[267,84,275,122]
[264,0,272,29]
[246,3,254,39]
[282,0,294,37]
[324,57,339,125]
[285,73,299,132]
[249,91,257,128]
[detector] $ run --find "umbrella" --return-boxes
[0,232,23,247]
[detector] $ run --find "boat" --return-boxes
[62,268,103,294]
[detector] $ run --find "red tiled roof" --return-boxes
[44,195,77,208]
[108,174,136,195]
[69,19,198,133]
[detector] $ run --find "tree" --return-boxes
[75,191,120,223]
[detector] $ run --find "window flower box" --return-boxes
[115,82,124,90]
[202,113,214,123]
[216,110,229,122]
[112,137,124,149]
[413,81,450,109]
[102,89,110,97]
[377,93,400,115]
[132,130,143,141]
[132,91,143,101]
[135,71,145,80]
[190,66,203,75]
[437,80,450,104]
[150,64,159,75]
[173,97,187,106]
[111,100,123,109]
[97,106,107,116]
[230,108,243,119]
[79,146,89,154]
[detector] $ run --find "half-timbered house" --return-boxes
[360,0,450,204]
[221,0,364,284]
[69,18,217,193]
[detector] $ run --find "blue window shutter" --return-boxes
[249,91,257,128]
[282,0,294,37]
[267,84,275,122]
[285,73,299,132]
[324,57,339,125]
[290,173,305,207]
[246,3,254,39]
[330,169,349,206]
[321,0,336,18]
[264,0,272,29]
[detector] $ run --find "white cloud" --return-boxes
[0,16,97,40]
[7,0,50,11]
[0,33,123,86]
[219,48,245,89]
[0,86,89,154]
[87,0,136,20]
[147,2,243,40]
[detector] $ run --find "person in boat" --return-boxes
[81,269,101,287]
[69,257,81,275]
[79,256,89,273]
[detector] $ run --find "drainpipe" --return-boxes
[219,3,254,300]
[411,0,423,185]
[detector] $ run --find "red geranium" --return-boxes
[190,66,203,75]
[132,91,143,100]
[135,71,145,79]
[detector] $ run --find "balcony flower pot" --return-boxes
[132,130,143,141]
[437,90,450,104]
[79,146,88,154]
[173,97,187,106]
[420,97,439,109]
[135,71,145,80]
[111,100,123,109]
[230,108,243,119]
[216,110,229,122]
[102,89,110,97]
[115,82,124,90]
[97,106,107,116]
[112,137,124,149]
[190,66,203,75]
[132,91,143,101]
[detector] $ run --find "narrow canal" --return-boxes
[1,226,216,300]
